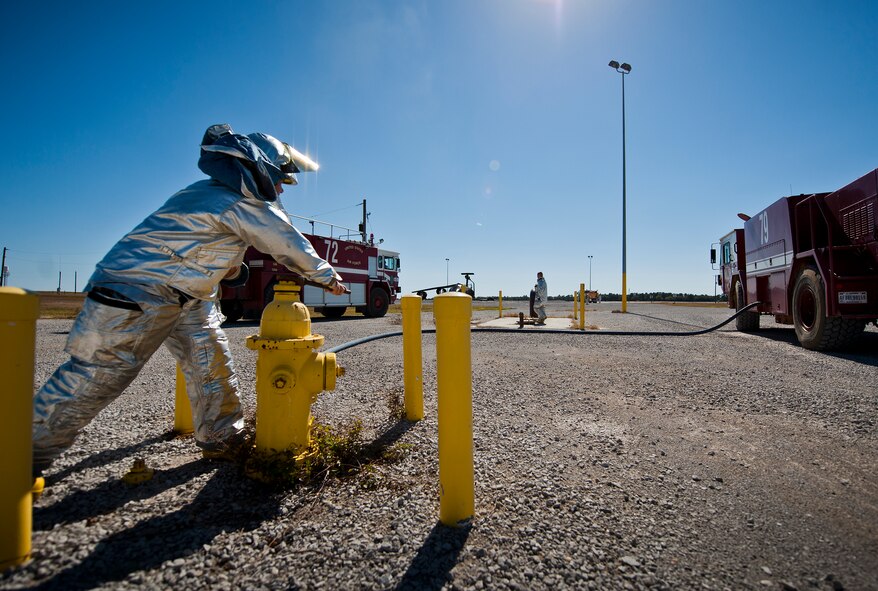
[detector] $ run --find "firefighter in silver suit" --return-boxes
[534,271,548,325]
[32,124,348,473]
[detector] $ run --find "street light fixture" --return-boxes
[588,255,593,292]
[608,59,631,312]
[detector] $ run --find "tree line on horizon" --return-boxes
[493,292,727,303]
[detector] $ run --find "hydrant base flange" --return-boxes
[246,335,325,350]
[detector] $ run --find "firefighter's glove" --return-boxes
[221,263,249,289]
[327,280,349,296]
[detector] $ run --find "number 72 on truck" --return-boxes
[220,208,400,321]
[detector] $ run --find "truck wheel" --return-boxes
[319,306,346,319]
[734,281,759,332]
[365,288,389,318]
[220,300,243,323]
[792,266,864,350]
[264,281,278,306]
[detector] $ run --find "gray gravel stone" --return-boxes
[1,301,876,590]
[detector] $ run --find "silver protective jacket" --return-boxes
[535,278,548,307]
[89,180,341,298]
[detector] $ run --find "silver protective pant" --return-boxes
[535,304,547,322]
[32,283,244,466]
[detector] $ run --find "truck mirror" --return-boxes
[716,274,721,286]
[710,248,716,264]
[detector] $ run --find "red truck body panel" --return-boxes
[719,167,878,321]
[220,232,400,320]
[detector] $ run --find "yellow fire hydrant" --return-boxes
[246,282,343,459]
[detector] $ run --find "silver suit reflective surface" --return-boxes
[534,276,548,322]
[32,125,341,468]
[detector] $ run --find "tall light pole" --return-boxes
[588,255,593,292]
[445,258,450,285]
[608,59,631,312]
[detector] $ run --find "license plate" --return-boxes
[838,291,867,304]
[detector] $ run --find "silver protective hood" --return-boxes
[247,132,319,186]
[197,123,316,201]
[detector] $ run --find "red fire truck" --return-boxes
[711,167,878,350]
[220,206,400,321]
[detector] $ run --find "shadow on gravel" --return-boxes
[31,466,281,591]
[395,523,471,591]
[44,431,177,487]
[747,327,878,366]
[34,458,214,531]
[366,418,417,458]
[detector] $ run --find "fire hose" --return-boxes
[325,302,761,354]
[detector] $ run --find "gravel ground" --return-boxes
[3,301,877,591]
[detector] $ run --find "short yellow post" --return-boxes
[579,282,586,330]
[400,294,424,421]
[573,291,578,320]
[174,364,194,434]
[0,287,39,571]
[498,291,503,318]
[434,292,474,527]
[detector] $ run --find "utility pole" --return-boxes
[360,199,368,242]
[0,247,6,286]
[609,59,632,313]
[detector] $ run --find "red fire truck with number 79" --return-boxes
[711,167,878,351]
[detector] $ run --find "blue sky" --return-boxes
[2,1,877,298]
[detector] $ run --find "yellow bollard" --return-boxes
[573,291,578,320]
[246,282,342,456]
[0,287,39,571]
[434,292,474,527]
[174,364,194,434]
[498,290,503,318]
[580,282,585,330]
[400,295,424,421]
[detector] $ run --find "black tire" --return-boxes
[792,266,864,351]
[734,281,759,332]
[417,291,428,300]
[319,306,346,319]
[220,300,243,323]
[264,280,278,307]
[365,288,389,318]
